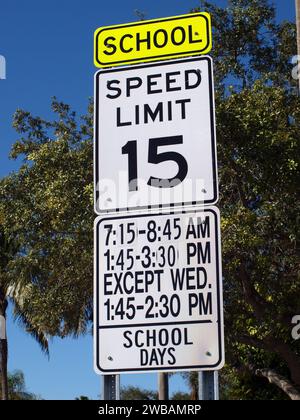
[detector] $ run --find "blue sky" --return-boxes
[0,0,296,400]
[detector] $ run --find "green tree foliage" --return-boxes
[121,386,158,400]
[0,226,49,399]
[0,100,93,398]
[191,0,300,399]
[171,391,191,400]
[75,395,90,400]
[217,80,300,399]
[0,100,93,338]
[196,0,296,91]
[0,370,41,400]
[120,385,189,400]
[220,364,289,400]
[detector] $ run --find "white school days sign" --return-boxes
[94,207,224,373]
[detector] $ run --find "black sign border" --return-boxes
[94,56,218,214]
[94,14,211,67]
[95,207,223,373]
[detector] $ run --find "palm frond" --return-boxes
[12,302,49,356]
[8,283,49,355]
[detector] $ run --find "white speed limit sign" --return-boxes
[94,56,218,214]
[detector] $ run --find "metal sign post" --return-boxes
[102,375,120,400]
[158,373,169,400]
[198,371,219,400]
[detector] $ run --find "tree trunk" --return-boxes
[158,373,169,400]
[191,387,198,401]
[0,337,8,400]
[0,291,8,400]
[256,368,300,400]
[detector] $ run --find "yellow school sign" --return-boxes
[94,13,212,68]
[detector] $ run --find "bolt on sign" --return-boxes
[94,207,224,374]
[94,56,218,214]
[94,13,212,68]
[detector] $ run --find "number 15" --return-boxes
[121,135,188,192]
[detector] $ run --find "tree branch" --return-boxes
[229,161,249,208]
[256,368,300,400]
[240,334,300,386]
[239,264,270,321]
